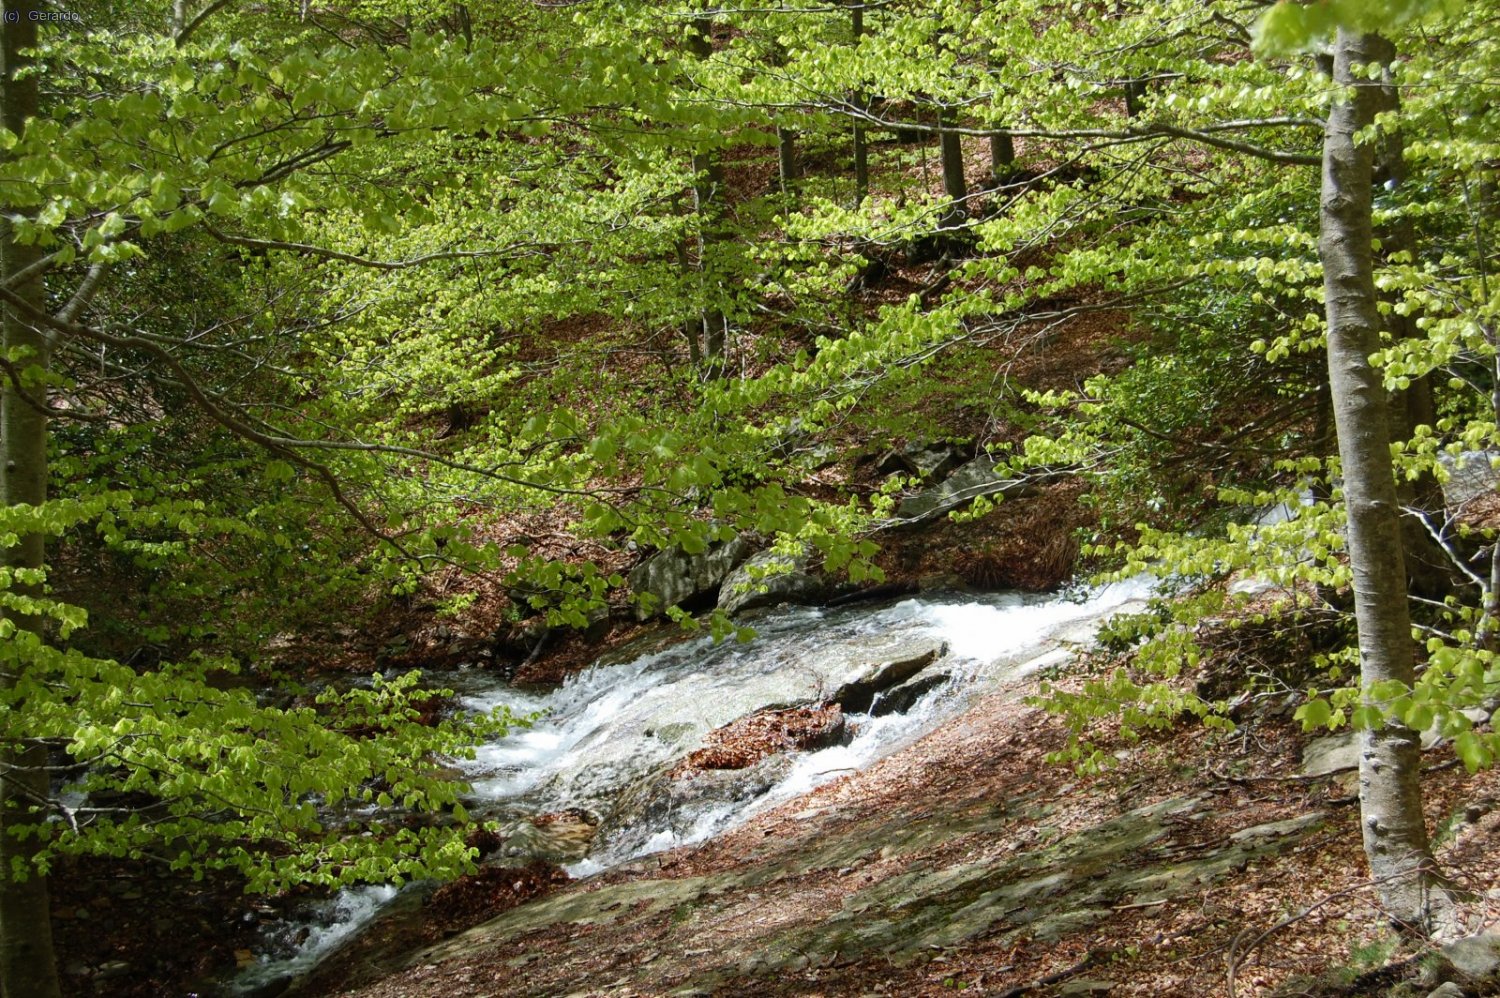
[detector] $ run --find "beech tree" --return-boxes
[1317,25,1451,933]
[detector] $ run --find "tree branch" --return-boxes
[819,100,1323,166]
[175,0,238,48]
[56,262,107,324]
[203,225,566,271]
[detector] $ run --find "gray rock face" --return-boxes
[413,795,1325,992]
[871,671,952,716]
[1300,733,1361,777]
[629,534,755,620]
[1300,711,1495,780]
[602,754,797,856]
[717,546,827,616]
[1440,450,1500,511]
[829,635,948,712]
[895,456,1038,524]
[877,441,966,482]
[1442,930,1500,980]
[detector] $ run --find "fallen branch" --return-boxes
[994,948,1109,998]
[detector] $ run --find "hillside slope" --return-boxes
[331,667,1500,998]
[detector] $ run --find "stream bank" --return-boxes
[327,664,1500,998]
[231,580,1152,996]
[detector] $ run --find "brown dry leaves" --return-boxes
[670,703,845,776]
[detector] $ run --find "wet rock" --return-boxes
[600,705,846,854]
[629,534,755,620]
[830,635,948,712]
[717,545,827,616]
[523,631,948,824]
[497,810,600,864]
[605,754,797,852]
[870,672,952,716]
[672,704,845,773]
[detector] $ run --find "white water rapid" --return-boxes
[232,578,1152,994]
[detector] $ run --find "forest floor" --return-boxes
[327,657,1500,998]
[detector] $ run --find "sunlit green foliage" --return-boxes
[3,0,1499,939]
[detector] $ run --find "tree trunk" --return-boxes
[686,16,726,372]
[850,2,868,206]
[776,125,799,196]
[689,145,725,369]
[1114,0,1145,117]
[1371,60,1456,603]
[1320,27,1451,934]
[0,9,62,997]
[989,130,1014,187]
[938,106,966,229]
[984,54,1014,190]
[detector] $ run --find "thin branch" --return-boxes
[175,0,237,47]
[203,225,567,271]
[1406,504,1487,591]
[0,352,108,421]
[0,249,60,290]
[0,285,661,560]
[819,100,1323,166]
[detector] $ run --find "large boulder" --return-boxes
[1440,450,1500,510]
[717,546,827,616]
[629,533,755,620]
[828,635,948,712]
[1442,930,1500,982]
[876,441,966,482]
[870,671,952,716]
[895,456,1042,524]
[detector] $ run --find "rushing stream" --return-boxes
[231,579,1152,994]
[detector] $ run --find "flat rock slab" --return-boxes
[401,795,1325,995]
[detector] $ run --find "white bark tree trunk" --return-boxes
[1320,27,1452,934]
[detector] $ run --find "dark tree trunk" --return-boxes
[1371,62,1456,603]
[777,126,799,196]
[1319,27,1452,935]
[851,2,868,206]
[989,130,1014,187]
[985,53,1015,189]
[1114,0,1145,117]
[0,10,63,998]
[938,107,966,229]
[686,16,726,372]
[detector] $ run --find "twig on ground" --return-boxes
[994,948,1110,997]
